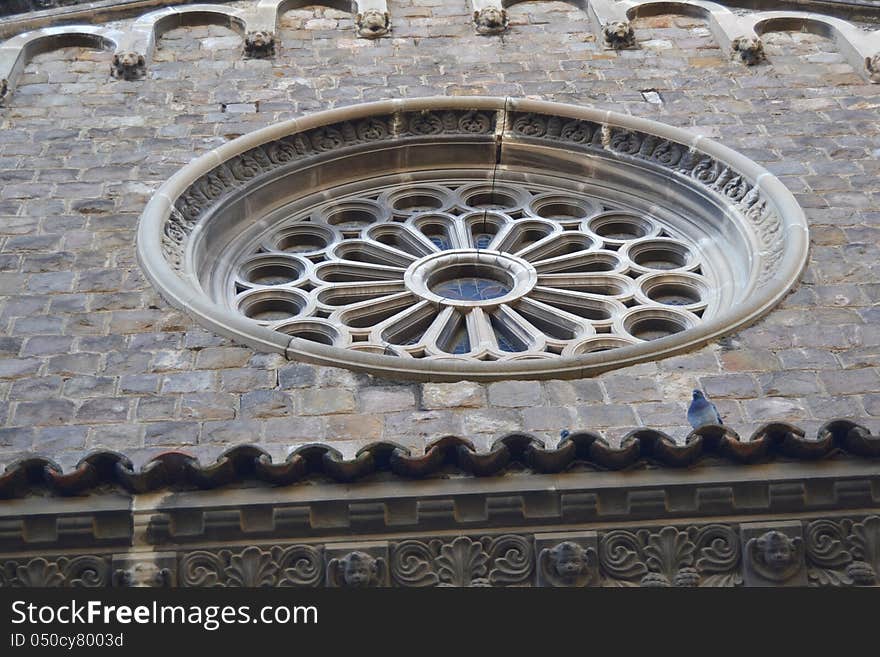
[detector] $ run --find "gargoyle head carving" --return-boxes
[244,31,276,58]
[731,36,765,66]
[111,52,146,81]
[356,10,390,39]
[474,7,509,35]
[603,21,635,50]
[866,54,880,83]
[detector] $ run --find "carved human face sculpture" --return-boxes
[342,552,376,587]
[112,52,145,80]
[758,531,794,570]
[551,542,586,581]
[732,37,764,65]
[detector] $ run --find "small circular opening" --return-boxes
[275,231,329,253]
[633,246,689,270]
[592,217,650,240]
[648,283,701,306]
[326,208,378,227]
[534,201,591,220]
[240,292,305,322]
[242,262,302,286]
[392,194,444,212]
[629,317,686,341]
[466,191,518,210]
[428,264,514,301]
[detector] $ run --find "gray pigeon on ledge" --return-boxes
[687,389,723,428]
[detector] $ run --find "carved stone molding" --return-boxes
[390,535,533,587]
[0,556,110,587]
[4,517,880,587]
[178,545,323,588]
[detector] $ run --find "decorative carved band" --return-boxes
[5,516,878,587]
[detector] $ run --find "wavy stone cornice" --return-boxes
[0,419,877,499]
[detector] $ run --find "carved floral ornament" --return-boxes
[6,516,880,587]
[137,98,809,381]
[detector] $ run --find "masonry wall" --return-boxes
[0,0,878,470]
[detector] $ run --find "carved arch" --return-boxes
[132,5,248,58]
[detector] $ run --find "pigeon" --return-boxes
[687,389,723,428]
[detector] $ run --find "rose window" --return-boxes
[222,177,713,362]
[138,98,808,380]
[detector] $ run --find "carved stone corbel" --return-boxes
[110,52,146,81]
[473,7,509,36]
[356,10,390,39]
[244,31,276,59]
[602,20,635,50]
[731,36,765,66]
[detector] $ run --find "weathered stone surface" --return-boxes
[0,14,876,468]
[422,382,485,409]
[487,381,543,408]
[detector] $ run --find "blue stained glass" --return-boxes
[432,277,511,301]
[474,233,493,249]
[495,331,519,352]
[428,235,451,250]
[451,329,470,354]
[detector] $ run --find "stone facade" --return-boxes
[0,0,879,473]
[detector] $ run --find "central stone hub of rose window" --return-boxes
[405,250,538,308]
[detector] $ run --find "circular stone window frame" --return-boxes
[137,97,808,382]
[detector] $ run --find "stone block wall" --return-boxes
[0,0,878,469]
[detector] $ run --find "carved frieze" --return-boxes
[0,556,109,587]
[178,545,323,587]
[390,535,533,587]
[3,517,879,587]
